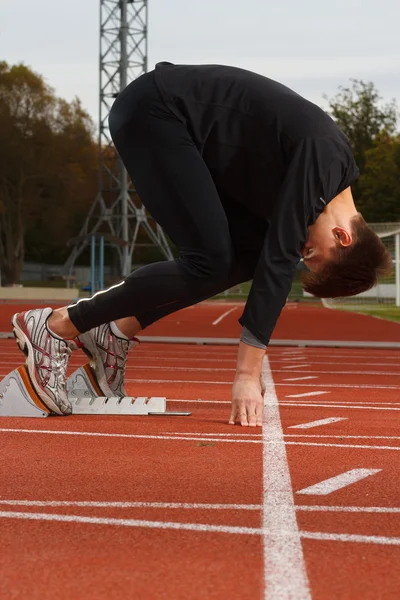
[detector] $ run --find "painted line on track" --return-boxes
[212,307,238,326]
[261,356,311,599]
[297,469,382,495]
[300,531,400,546]
[288,417,347,429]
[1,429,400,450]
[283,376,319,381]
[1,499,400,514]
[0,510,398,546]
[286,391,329,398]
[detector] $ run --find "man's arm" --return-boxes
[239,137,323,345]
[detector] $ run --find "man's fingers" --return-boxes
[247,403,257,427]
[229,404,238,425]
[254,401,263,427]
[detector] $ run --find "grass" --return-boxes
[328,304,400,323]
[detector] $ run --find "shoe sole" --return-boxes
[12,313,66,416]
[78,332,117,397]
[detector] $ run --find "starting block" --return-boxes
[0,363,190,418]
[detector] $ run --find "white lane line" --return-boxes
[1,429,400,450]
[283,376,319,382]
[297,505,400,513]
[281,365,310,369]
[212,307,238,326]
[297,469,382,495]
[169,432,400,441]
[0,510,259,535]
[288,442,400,451]
[289,417,347,429]
[281,357,308,362]
[124,378,400,391]
[1,511,398,547]
[300,531,400,546]
[286,391,329,398]
[261,357,311,599]
[2,499,399,514]
[0,499,260,510]
[287,434,400,440]
[278,402,400,411]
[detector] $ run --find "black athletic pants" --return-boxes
[68,71,266,334]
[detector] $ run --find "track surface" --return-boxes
[0,301,399,599]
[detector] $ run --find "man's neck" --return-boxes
[327,187,358,225]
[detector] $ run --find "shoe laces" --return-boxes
[53,344,73,391]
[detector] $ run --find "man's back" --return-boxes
[154,62,354,216]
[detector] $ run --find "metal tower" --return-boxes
[65,0,173,278]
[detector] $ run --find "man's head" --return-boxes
[301,207,392,299]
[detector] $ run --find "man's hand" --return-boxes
[229,375,264,427]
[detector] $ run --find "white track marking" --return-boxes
[1,429,400,450]
[297,505,400,513]
[281,365,310,369]
[279,402,400,411]
[212,307,238,326]
[300,531,400,546]
[160,432,400,441]
[283,376,319,381]
[286,434,400,440]
[289,417,347,429]
[286,391,329,398]
[0,510,260,535]
[0,499,260,510]
[0,510,399,546]
[281,357,308,362]
[124,378,400,391]
[286,442,400,450]
[297,469,382,495]
[1,499,399,514]
[261,357,311,599]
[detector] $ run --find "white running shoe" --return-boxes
[78,323,138,397]
[12,308,78,415]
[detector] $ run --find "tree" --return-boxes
[358,133,400,222]
[324,79,399,218]
[0,62,97,284]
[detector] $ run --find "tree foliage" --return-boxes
[0,62,98,284]
[358,133,400,222]
[324,79,399,220]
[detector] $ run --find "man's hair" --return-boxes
[301,214,393,298]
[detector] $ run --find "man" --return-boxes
[12,62,392,425]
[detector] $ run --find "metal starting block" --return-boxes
[0,363,189,418]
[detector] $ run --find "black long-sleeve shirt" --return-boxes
[154,62,359,345]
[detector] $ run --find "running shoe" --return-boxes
[12,308,78,415]
[78,323,138,397]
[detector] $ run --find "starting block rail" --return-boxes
[0,363,190,418]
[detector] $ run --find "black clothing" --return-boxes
[68,70,265,334]
[68,63,359,345]
[155,62,359,344]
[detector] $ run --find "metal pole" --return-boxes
[120,0,130,276]
[396,232,400,307]
[91,235,96,294]
[99,235,105,290]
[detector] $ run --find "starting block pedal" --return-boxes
[0,363,191,418]
[0,366,50,418]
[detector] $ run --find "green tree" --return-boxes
[0,62,97,284]
[358,133,400,222]
[325,79,397,174]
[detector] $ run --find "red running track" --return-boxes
[0,302,399,598]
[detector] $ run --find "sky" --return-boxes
[1,0,399,126]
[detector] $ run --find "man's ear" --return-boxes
[333,226,352,248]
